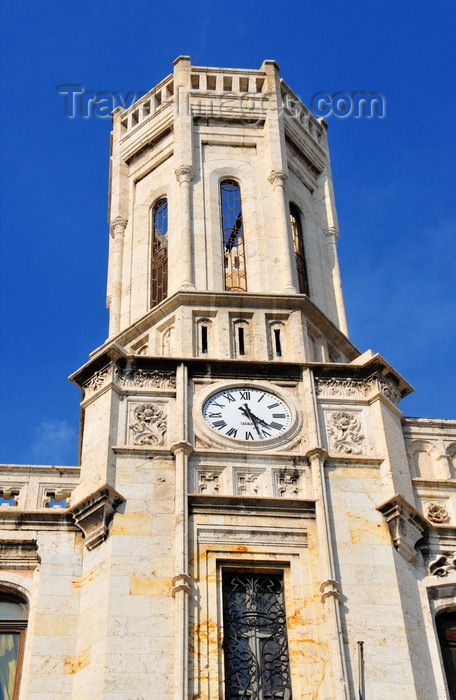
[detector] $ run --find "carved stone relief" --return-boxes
[326,411,364,455]
[198,471,222,495]
[129,403,167,446]
[117,368,176,390]
[83,365,111,395]
[235,472,263,497]
[426,502,449,523]
[429,553,456,577]
[315,374,401,406]
[275,471,302,498]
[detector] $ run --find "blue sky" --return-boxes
[0,0,455,466]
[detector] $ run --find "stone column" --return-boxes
[108,216,127,337]
[175,165,195,290]
[308,448,350,700]
[324,226,348,336]
[268,170,297,294]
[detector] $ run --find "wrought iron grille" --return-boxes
[220,180,247,291]
[289,204,309,295]
[222,573,292,700]
[151,197,168,307]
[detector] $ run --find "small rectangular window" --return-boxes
[191,74,200,89]
[239,77,249,92]
[201,325,208,354]
[223,76,232,91]
[206,75,217,90]
[274,329,282,357]
[238,327,245,355]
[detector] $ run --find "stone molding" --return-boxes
[377,494,428,562]
[172,573,192,597]
[0,540,40,569]
[320,578,342,603]
[70,485,125,551]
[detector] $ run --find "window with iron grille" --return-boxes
[289,204,309,295]
[220,180,246,291]
[437,611,456,699]
[222,572,292,700]
[151,197,168,307]
[0,594,28,700]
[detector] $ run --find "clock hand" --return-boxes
[246,410,271,430]
[239,404,264,439]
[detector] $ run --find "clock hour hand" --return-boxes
[239,404,264,439]
[246,410,271,430]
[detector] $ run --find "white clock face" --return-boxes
[202,387,292,442]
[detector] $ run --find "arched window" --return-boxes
[437,611,456,699]
[289,204,309,295]
[0,593,28,700]
[220,180,246,291]
[151,197,168,307]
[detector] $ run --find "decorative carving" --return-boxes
[377,495,427,563]
[70,485,124,550]
[175,165,194,184]
[237,473,260,497]
[315,376,373,398]
[43,489,72,509]
[0,540,40,569]
[0,489,20,506]
[315,374,401,406]
[130,403,167,446]
[327,411,364,454]
[117,368,176,389]
[198,472,220,495]
[276,472,301,498]
[429,553,456,577]
[377,376,401,406]
[268,170,288,188]
[426,502,449,523]
[83,366,111,393]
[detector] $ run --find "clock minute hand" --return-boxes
[239,404,264,439]
[247,410,271,430]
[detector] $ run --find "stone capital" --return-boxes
[268,169,288,189]
[323,226,340,243]
[110,216,128,239]
[70,484,125,550]
[175,165,194,184]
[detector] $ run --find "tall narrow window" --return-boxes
[222,572,292,700]
[289,204,309,295]
[151,197,168,307]
[220,180,246,291]
[437,611,456,699]
[0,594,28,700]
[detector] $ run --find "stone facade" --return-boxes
[1,57,455,699]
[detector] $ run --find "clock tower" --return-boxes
[66,57,437,699]
[3,57,456,700]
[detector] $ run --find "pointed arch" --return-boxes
[150,196,168,307]
[220,179,246,291]
[289,203,309,295]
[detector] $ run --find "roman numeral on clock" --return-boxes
[212,420,227,429]
[269,422,283,431]
[226,427,238,437]
[239,391,250,400]
[245,431,254,440]
[268,402,280,409]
